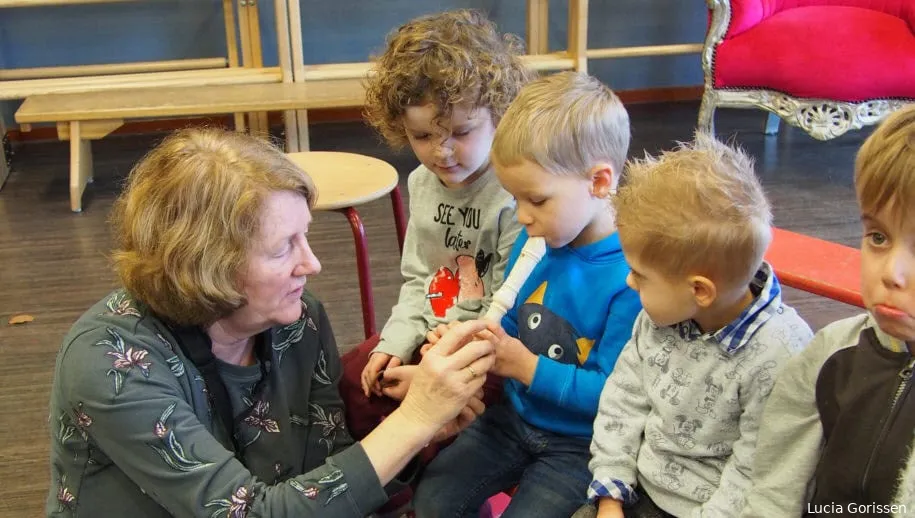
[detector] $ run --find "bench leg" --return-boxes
[295,109,309,151]
[233,113,247,133]
[0,114,10,192]
[69,121,93,213]
[283,110,299,153]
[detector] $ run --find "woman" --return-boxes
[46,128,494,517]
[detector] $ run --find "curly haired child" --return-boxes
[339,7,530,452]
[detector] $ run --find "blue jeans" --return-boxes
[413,403,592,518]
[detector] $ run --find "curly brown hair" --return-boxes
[364,9,532,149]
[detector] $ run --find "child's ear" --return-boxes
[588,163,616,198]
[688,275,717,308]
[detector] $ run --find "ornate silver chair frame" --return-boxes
[698,0,912,141]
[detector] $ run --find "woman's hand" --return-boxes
[398,320,494,431]
[431,389,486,443]
[420,321,462,355]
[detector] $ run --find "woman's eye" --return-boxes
[274,243,292,257]
[453,130,471,137]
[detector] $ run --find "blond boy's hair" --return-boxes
[111,128,316,326]
[855,105,915,223]
[614,133,771,288]
[491,71,630,178]
[363,9,531,149]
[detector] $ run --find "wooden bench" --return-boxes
[14,80,365,211]
[765,227,863,308]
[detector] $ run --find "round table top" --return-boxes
[287,151,399,211]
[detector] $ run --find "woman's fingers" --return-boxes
[447,340,495,374]
[452,342,496,383]
[427,320,490,356]
[475,328,498,342]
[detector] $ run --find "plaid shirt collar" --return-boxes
[673,261,781,355]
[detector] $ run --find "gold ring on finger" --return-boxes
[467,365,477,378]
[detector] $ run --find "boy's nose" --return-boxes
[882,248,911,289]
[625,272,638,291]
[516,207,534,226]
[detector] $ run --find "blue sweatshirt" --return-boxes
[501,229,641,438]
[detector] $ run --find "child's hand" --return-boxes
[596,498,624,518]
[420,321,462,355]
[483,323,538,385]
[360,352,403,397]
[379,365,418,401]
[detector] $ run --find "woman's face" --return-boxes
[233,190,321,331]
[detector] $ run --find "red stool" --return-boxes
[287,151,407,338]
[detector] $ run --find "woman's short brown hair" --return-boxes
[110,128,316,326]
[363,9,532,149]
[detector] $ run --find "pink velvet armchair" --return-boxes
[699,0,915,140]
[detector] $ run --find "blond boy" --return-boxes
[744,106,915,517]
[581,135,812,518]
[414,71,642,517]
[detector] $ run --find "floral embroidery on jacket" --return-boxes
[149,402,212,472]
[73,402,92,434]
[97,328,152,394]
[313,350,331,385]
[57,412,78,445]
[204,485,254,518]
[240,399,280,447]
[155,333,186,377]
[104,291,141,318]
[56,473,76,512]
[290,470,348,506]
[308,403,345,453]
[272,301,310,364]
